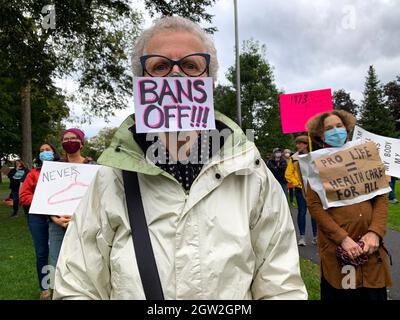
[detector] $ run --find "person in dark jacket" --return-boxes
[266,148,288,196]
[7,160,29,217]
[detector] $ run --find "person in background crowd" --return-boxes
[285,136,317,246]
[7,160,29,217]
[283,149,296,207]
[388,177,398,204]
[266,147,288,196]
[20,143,60,300]
[306,110,391,300]
[49,128,96,275]
[54,16,307,300]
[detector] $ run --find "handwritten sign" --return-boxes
[352,125,400,178]
[279,89,333,133]
[29,161,101,215]
[298,140,391,209]
[315,141,389,203]
[133,77,215,133]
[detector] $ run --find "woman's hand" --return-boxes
[341,236,363,259]
[51,215,72,229]
[361,231,380,255]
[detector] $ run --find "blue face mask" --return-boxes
[324,127,347,147]
[39,151,54,161]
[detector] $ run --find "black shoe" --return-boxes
[10,213,18,218]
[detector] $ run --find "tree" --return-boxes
[83,127,118,160]
[384,76,400,136]
[359,66,396,137]
[333,89,358,116]
[213,84,236,121]
[144,0,217,33]
[0,72,69,162]
[0,1,141,167]
[0,1,217,168]
[214,40,293,157]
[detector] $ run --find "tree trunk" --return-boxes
[21,79,32,169]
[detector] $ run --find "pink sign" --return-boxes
[279,89,333,133]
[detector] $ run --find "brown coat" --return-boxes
[306,185,392,289]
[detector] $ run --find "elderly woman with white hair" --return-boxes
[54,16,307,300]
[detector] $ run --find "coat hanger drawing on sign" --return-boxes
[47,172,89,205]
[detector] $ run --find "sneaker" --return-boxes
[311,237,317,245]
[298,236,306,246]
[40,290,51,300]
[389,198,399,204]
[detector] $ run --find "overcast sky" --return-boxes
[61,0,400,138]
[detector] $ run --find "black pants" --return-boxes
[320,277,387,301]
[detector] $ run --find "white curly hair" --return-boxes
[132,16,218,81]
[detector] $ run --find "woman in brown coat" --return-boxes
[306,110,391,300]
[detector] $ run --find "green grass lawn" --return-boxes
[0,178,38,300]
[388,186,400,231]
[300,258,320,300]
[0,177,399,300]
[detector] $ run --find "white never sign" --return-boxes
[29,161,101,215]
[352,125,400,178]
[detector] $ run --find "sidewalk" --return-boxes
[290,207,400,300]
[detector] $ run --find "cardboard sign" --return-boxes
[279,88,333,133]
[298,140,391,209]
[314,142,389,203]
[133,77,215,133]
[352,125,400,178]
[29,161,101,215]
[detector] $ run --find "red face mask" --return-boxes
[62,141,81,154]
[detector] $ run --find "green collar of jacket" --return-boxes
[97,111,254,178]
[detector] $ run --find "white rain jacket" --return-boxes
[54,112,307,300]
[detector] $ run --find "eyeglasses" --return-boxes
[140,53,210,77]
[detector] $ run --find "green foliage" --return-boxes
[384,76,400,136]
[214,39,294,157]
[0,76,20,159]
[333,89,358,116]
[213,84,236,121]
[359,66,396,137]
[0,0,141,117]
[83,127,118,160]
[144,0,217,33]
[0,74,68,159]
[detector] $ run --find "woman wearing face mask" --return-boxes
[305,110,391,300]
[7,160,29,217]
[49,128,96,277]
[20,143,60,300]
